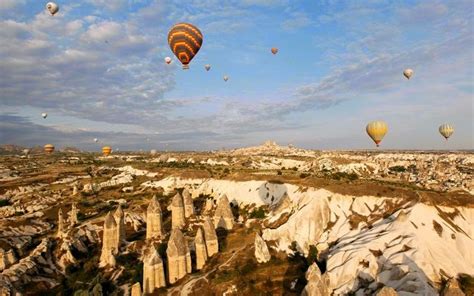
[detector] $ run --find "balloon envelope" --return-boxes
[94,138,98,143]
[168,23,203,69]
[271,47,278,54]
[102,146,112,156]
[44,144,55,154]
[46,2,59,15]
[23,149,30,155]
[223,76,229,81]
[165,57,172,64]
[205,64,211,71]
[403,68,413,79]
[366,121,388,147]
[439,124,454,140]
[42,113,47,119]
[150,149,157,155]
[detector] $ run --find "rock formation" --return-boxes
[99,212,119,267]
[376,286,399,296]
[202,198,214,215]
[146,195,163,240]
[254,233,271,263]
[441,278,466,296]
[131,282,141,296]
[202,216,219,257]
[114,204,125,243]
[194,227,208,270]
[72,184,78,196]
[69,203,79,226]
[301,263,330,296]
[182,188,194,218]
[0,249,17,271]
[171,192,185,229]
[213,194,234,230]
[57,208,65,238]
[166,228,191,284]
[143,247,166,294]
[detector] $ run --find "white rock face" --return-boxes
[254,233,271,263]
[301,263,330,296]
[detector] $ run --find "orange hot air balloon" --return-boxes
[102,146,112,156]
[44,144,55,154]
[168,23,203,69]
[271,47,278,55]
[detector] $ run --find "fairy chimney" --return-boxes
[166,228,191,284]
[171,193,185,229]
[143,247,166,294]
[195,227,208,270]
[213,194,234,230]
[57,208,65,238]
[146,195,163,240]
[130,282,141,296]
[202,216,219,257]
[70,203,79,227]
[99,212,119,267]
[114,204,125,243]
[182,188,194,218]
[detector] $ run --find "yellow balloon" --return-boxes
[102,146,112,156]
[439,124,454,140]
[366,121,388,147]
[44,144,55,154]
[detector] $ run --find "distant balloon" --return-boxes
[366,121,388,147]
[150,149,157,155]
[94,138,98,143]
[165,57,172,64]
[46,2,59,15]
[223,75,229,82]
[439,124,454,140]
[102,146,112,156]
[168,23,203,69]
[271,47,278,55]
[23,149,30,155]
[42,113,48,119]
[403,68,413,79]
[205,64,211,71]
[44,144,55,154]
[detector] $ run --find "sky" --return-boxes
[0,0,473,151]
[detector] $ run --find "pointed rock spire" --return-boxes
[70,203,79,227]
[202,216,218,257]
[195,227,208,270]
[171,193,185,229]
[57,208,65,238]
[146,195,163,240]
[114,204,125,243]
[213,194,234,230]
[182,188,194,218]
[254,233,271,263]
[99,212,119,267]
[143,247,166,294]
[131,282,141,296]
[166,228,191,284]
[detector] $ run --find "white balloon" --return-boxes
[41,113,48,119]
[165,57,172,64]
[205,64,211,71]
[46,2,59,15]
[223,75,229,82]
[94,138,98,143]
[403,68,413,79]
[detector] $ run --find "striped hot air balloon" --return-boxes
[44,144,55,154]
[168,23,203,70]
[439,124,454,140]
[366,121,388,147]
[102,146,112,156]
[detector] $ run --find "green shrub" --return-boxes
[249,207,266,219]
[307,245,318,264]
[389,166,406,173]
[0,199,11,207]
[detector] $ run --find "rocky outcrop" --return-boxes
[301,263,330,296]
[57,208,65,238]
[167,228,191,284]
[202,216,219,257]
[441,278,466,296]
[143,247,166,294]
[131,282,141,296]
[195,227,208,270]
[0,249,17,271]
[171,193,185,229]
[376,286,399,296]
[213,194,234,230]
[114,204,125,243]
[254,233,271,263]
[146,195,163,240]
[70,203,79,226]
[202,198,214,215]
[99,212,119,267]
[182,188,194,218]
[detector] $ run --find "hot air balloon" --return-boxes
[165,57,172,64]
[23,149,30,156]
[102,146,112,156]
[439,124,454,140]
[168,23,203,69]
[44,144,55,154]
[271,47,278,55]
[42,113,48,119]
[46,2,59,15]
[205,64,211,71]
[366,121,388,147]
[223,75,229,82]
[94,138,98,143]
[403,68,413,79]
[150,149,157,155]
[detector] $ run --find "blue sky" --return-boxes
[0,0,472,151]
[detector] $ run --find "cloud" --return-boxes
[281,11,313,30]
